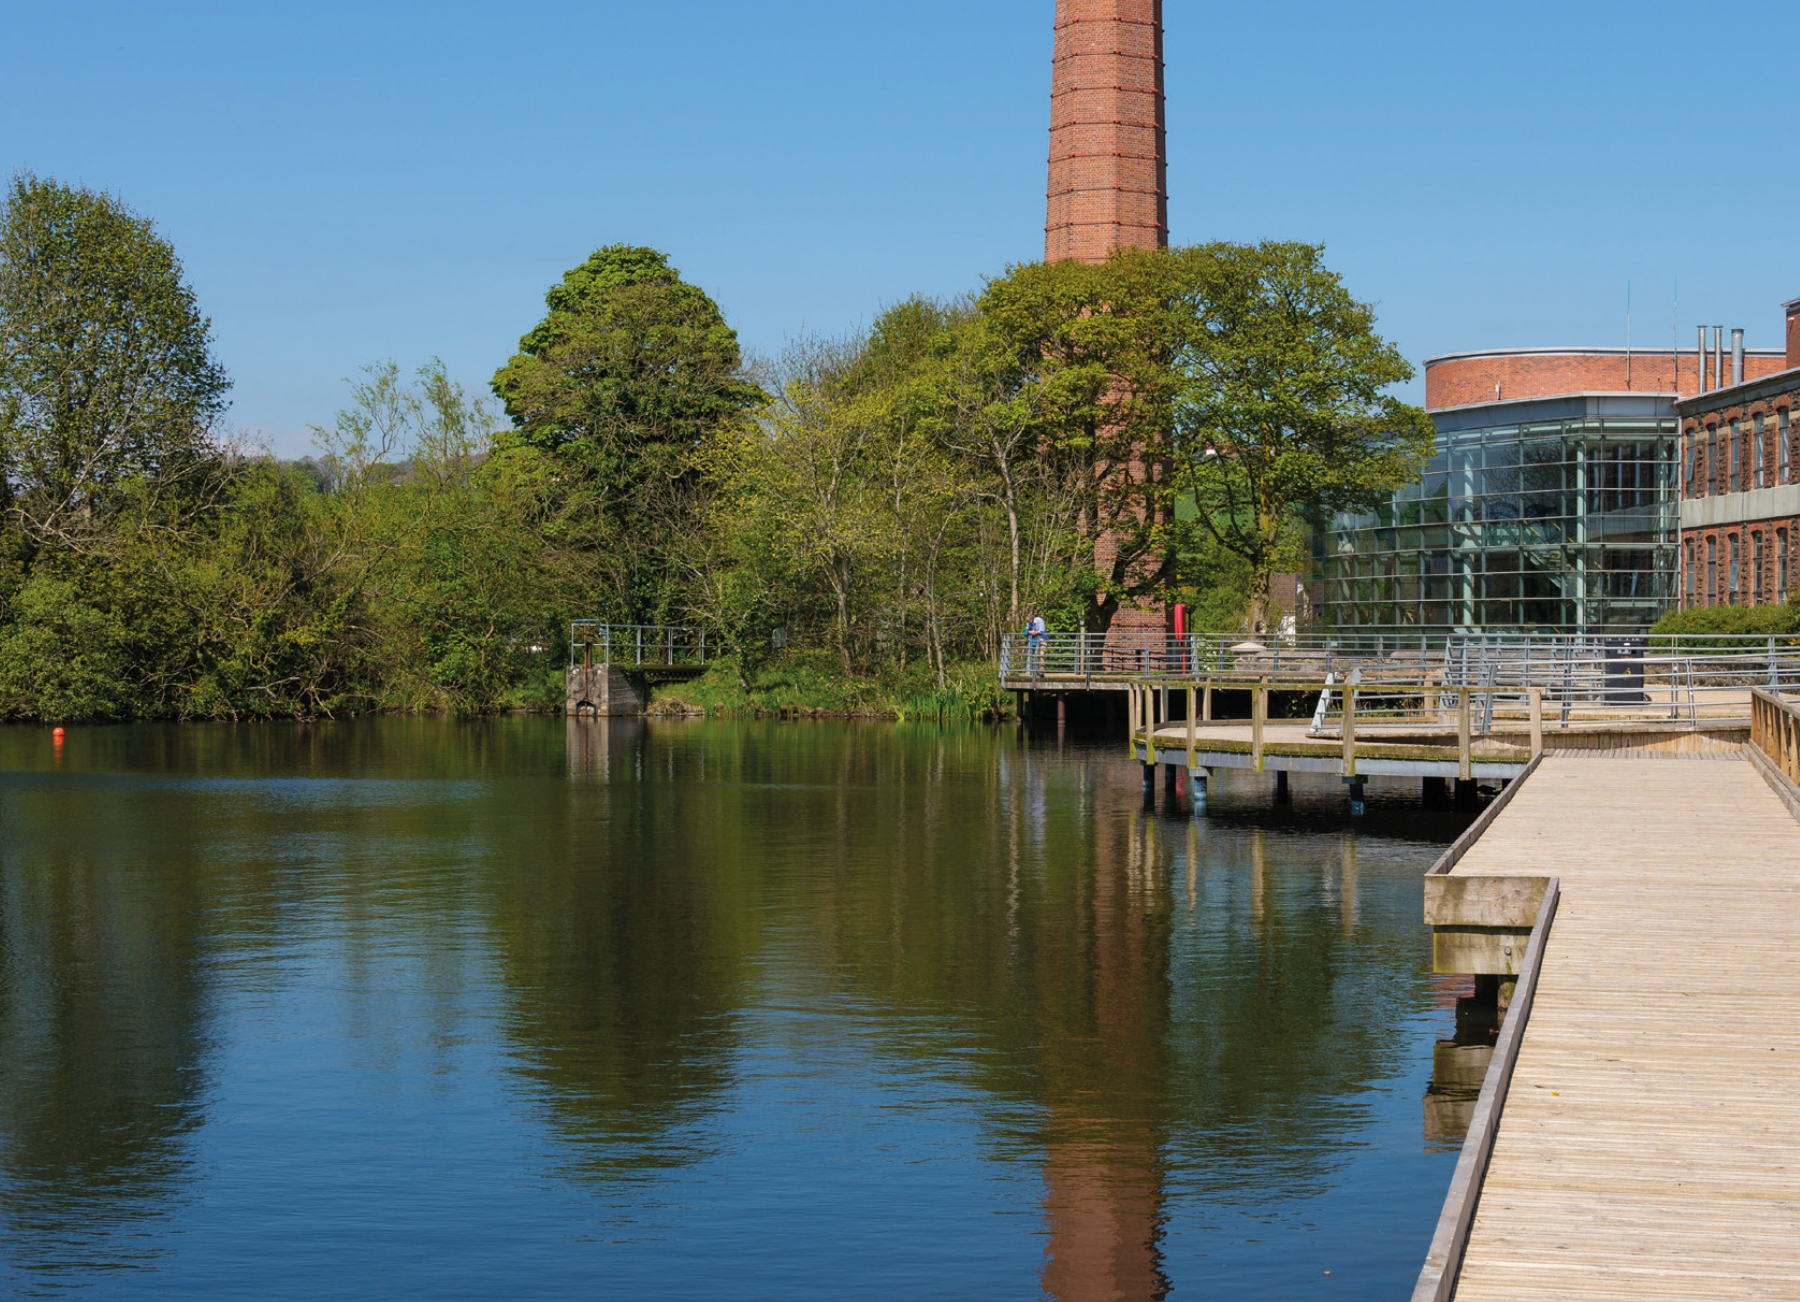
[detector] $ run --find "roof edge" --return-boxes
[1673,365,1800,414]
[1426,345,1784,367]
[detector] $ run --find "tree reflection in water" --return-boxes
[0,718,1467,1298]
[0,772,208,1276]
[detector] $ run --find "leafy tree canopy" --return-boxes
[977,248,1185,630]
[0,173,230,549]
[490,245,763,455]
[1170,240,1433,634]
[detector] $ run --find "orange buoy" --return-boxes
[52,727,64,741]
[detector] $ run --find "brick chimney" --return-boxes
[1045,0,1167,263]
[1786,296,1800,371]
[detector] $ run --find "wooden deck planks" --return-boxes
[1450,757,1800,1300]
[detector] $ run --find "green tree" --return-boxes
[490,245,763,623]
[1170,242,1433,635]
[0,174,230,552]
[977,248,1184,634]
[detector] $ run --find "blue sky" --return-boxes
[5,1,1797,455]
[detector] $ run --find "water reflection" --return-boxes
[0,775,208,1275]
[0,719,1470,1299]
[501,719,742,1170]
[1423,974,1501,1152]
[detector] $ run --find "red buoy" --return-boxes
[52,727,64,741]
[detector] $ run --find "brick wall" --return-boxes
[1679,381,1800,497]
[1425,349,1788,410]
[1678,373,1800,608]
[1682,523,1800,607]
[1045,0,1166,263]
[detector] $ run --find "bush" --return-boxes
[1649,601,1800,637]
[0,576,132,721]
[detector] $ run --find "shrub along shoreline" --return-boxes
[642,656,1012,721]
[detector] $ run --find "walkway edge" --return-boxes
[1424,752,1543,877]
[1411,877,1560,1302]
[1745,745,1800,825]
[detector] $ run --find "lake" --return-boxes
[0,717,1476,1299]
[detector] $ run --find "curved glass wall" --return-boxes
[1317,401,1678,635]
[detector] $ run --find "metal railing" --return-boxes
[1003,630,1800,724]
[1122,678,1544,779]
[569,622,715,669]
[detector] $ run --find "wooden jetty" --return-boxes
[1414,689,1800,1299]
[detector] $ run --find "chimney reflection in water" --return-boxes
[1039,805,1170,1301]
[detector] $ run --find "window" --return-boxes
[1708,426,1719,494]
[1755,415,1766,489]
[1754,531,1764,605]
[1731,419,1741,492]
[1708,536,1718,605]
[1783,528,1792,599]
[1684,429,1696,497]
[1686,538,1695,601]
[1783,409,1792,486]
[1730,533,1741,603]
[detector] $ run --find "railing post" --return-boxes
[1253,682,1266,773]
[1529,687,1543,756]
[1458,688,1472,781]
[1342,680,1357,777]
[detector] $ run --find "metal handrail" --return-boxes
[1002,630,1800,723]
[569,622,714,669]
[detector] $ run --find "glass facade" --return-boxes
[1317,396,1678,635]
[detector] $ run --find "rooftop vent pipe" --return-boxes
[1698,325,1708,392]
[1714,326,1724,394]
[1732,328,1745,387]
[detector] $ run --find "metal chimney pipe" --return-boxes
[1732,327,1745,386]
[1698,325,1709,392]
[1714,326,1724,393]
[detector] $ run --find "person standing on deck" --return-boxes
[1026,613,1049,675]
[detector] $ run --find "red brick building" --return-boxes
[1674,300,1800,609]
[1427,346,1787,411]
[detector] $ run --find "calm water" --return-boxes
[0,718,1476,1299]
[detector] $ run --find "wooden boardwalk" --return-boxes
[1445,756,1800,1299]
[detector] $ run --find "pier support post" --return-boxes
[1454,778,1478,808]
[1141,762,1156,799]
[1422,775,1447,804]
[1274,769,1290,802]
[1344,776,1367,816]
[1188,767,1207,810]
[1163,763,1178,799]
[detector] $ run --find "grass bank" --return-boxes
[646,653,1013,721]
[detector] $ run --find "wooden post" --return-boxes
[1127,685,1138,758]
[1529,687,1543,756]
[1202,684,1213,721]
[1186,685,1197,769]
[1342,681,1357,777]
[1252,682,1266,773]
[1458,688,1472,781]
